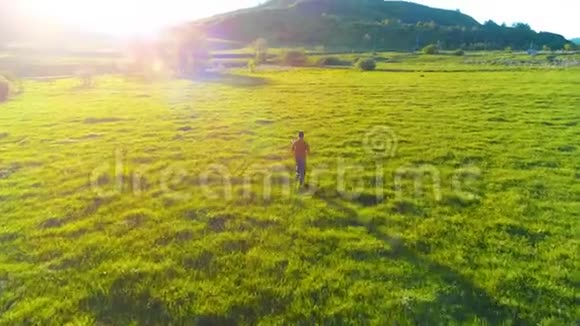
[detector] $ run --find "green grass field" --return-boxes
[0,60,579,325]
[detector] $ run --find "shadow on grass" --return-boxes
[193,72,270,87]
[80,191,528,325]
[313,191,530,325]
[82,273,237,326]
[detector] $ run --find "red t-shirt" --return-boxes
[292,139,310,159]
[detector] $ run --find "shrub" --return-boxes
[316,56,351,66]
[357,58,376,71]
[542,45,551,52]
[0,75,12,102]
[453,49,465,56]
[504,46,513,53]
[563,43,573,52]
[280,49,308,66]
[422,44,439,55]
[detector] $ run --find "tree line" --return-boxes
[200,12,573,52]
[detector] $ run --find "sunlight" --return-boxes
[20,0,217,37]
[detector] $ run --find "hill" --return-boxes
[191,0,569,51]
[572,38,580,45]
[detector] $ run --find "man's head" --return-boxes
[298,131,305,139]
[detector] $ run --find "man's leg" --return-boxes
[295,159,301,182]
[297,158,306,186]
[302,160,307,185]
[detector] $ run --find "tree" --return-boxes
[484,20,499,28]
[542,45,551,52]
[512,22,532,31]
[357,58,376,71]
[422,44,439,55]
[564,43,574,52]
[252,38,268,64]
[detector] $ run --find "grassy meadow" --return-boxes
[0,54,579,325]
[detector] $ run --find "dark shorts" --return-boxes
[295,157,306,183]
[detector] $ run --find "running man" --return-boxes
[292,131,310,186]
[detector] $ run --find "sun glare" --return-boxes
[21,0,215,37]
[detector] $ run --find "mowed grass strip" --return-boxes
[0,66,579,324]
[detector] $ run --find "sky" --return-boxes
[413,0,578,39]
[13,0,580,39]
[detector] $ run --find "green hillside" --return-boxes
[572,38,580,45]
[193,0,569,51]
[260,0,479,26]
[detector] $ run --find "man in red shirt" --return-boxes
[292,131,310,186]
